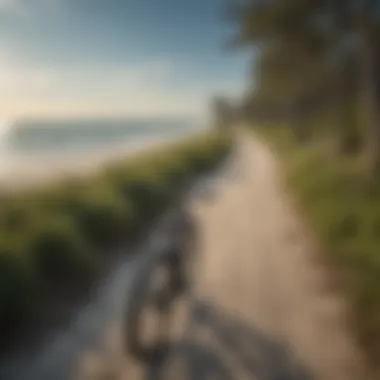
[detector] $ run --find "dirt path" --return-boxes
[78,129,371,380]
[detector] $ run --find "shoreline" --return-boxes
[0,133,201,193]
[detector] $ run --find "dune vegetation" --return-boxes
[0,130,231,332]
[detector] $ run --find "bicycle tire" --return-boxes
[124,210,198,361]
[124,262,173,361]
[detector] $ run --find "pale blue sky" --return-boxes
[0,0,251,120]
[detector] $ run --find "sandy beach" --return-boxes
[0,134,192,193]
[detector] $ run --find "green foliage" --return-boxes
[29,216,94,284]
[0,239,38,324]
[69,185,134,248]
[114,165,169,221]
[0,131,231,330]
[230,0,379,153]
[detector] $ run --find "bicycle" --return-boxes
[123,203,198,361]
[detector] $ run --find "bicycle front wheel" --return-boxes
[124,263,173,361]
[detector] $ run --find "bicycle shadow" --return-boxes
[143,299,314,380]
[144,341,234,380]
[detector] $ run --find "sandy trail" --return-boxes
[77,129,370,380]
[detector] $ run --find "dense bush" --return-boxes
[0,131,231,328]
[0,238,38,324]
[65,184,134,248]
[29,217,94,284]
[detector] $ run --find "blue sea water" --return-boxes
[0,117,207,184]
[0,117,203,158]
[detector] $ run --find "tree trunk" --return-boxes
[293,96,315,144]
[331,0,361,154]
[359,8,380,176]
[292,107,310,144]
[336,58,361,155]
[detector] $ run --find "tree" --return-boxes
[358,0,380,173]
[211,96,235,131]
[228,0,380,164]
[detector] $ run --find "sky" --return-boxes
[0,0,251,121]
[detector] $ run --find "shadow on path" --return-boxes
[143,299,314,380]
[144,341,234,380]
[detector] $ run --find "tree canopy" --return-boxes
[228,0,380,162]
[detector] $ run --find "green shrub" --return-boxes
[0,195,45,234]
[29,217,94,285]
[145,151,189,187]
[0,239,38,324]
[108,165,169,222]
[71,185,135,247]
[43,180,88,211]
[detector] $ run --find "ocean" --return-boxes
[0,117,205,187]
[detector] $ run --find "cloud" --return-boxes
[0,66,58,96]
[0,0,59,18]
[0,0,17,9]
[0,47,173,95]
[0,45,242,120]
[0,0,25,15]
[0,54,206,118]
[0,49,58,97]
